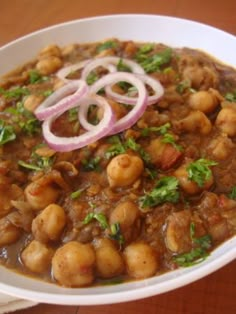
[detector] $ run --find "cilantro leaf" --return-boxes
[81,156,101,172]
[141,122,171,137]
[173,222,212,267]
[97,40,117,53]
[86,71,99,85]
[139,176,179,208]
[70,188,84,200]
[0,86,30,100]
[225,91,236,102]
[161,133,183,151]
[28,70,49,84]
[83,212,109,230]
[105,136,150,163]
[136,48,172,73]
[109,222,125,247]
[0,120,16,145]
[187,158,217,187]
[229,186,236,200]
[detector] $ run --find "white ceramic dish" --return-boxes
[0,14,235,305]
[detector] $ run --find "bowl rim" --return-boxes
[0,13,236,305]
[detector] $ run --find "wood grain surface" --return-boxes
[0,1,235,313]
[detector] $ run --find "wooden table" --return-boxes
[0,1,235,313]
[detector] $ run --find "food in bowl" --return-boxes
[0,37,236,288]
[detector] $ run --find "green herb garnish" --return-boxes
[70,188,84,200]
[173,223,212,267]
[136,48,172,73]
[0,119,16,145]
[105,136,150,163]
[110,222,125,247]
[161,133,183,151]
[139,176,179,209]
[187,158,217,187]
[228,186,236,199]
[83,212,109,230]
[86,71,99,85]
[0,86,30,100]
[225,91,236,102]
[97,40,117,53]
[141,122,171,137]
[28,70,49,84]
[81,156,101,172]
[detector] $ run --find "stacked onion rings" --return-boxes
[34,57,164,152]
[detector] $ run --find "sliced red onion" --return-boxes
[81,56,145,81]
[35,80,88,121]
[42,95,115,152]
[90,72,148,135]
[78,95,110,131]
[56,59,90,82]
[105,74,164,106]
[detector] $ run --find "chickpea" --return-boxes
[93,238,124,278]
[109,201,139,241]
[123,242,159,279]
[107,154,144,188]
[23,94,44,112]
[24,171,66,211]
[39,44,62,59]
[208,135,233,160]
[25,182,60,211]
[32,204,66,243]
[215,106,236,137]
[188,89,221,114]
[0,217,21,247]
[21,240,54,273]
[61,44,77,57]
[52,241,95,287]
[173,161,214,195]
[36,56,62,75]
[175,110,212,135]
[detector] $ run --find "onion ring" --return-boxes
[42,95,115,152]
[35,80,88,121]
[105,74,164,106]
[90,72,148,134]
[81,56,145,81]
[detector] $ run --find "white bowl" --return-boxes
[0,14,235,305]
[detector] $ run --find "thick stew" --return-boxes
[0,39,236,287]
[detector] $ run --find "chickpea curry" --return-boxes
[0,38,236,287]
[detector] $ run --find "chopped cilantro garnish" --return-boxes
[18,160,42,171]
[0,86,30,100]
[173,222,212,267]
[161,133,183,151]
[83,212,109,230]
[81,156,101,172]
[187,158,217,187]
[0,119,16,145]
[225,91,236,102]
[109,222,125,247]
[19,144,55,172]
[229,186,236,199]
[105,136,150,163]
[139,176,179,209]
[141,122,171,136]
[5,101,41,135]
[97,40,117,53]
[28,70,49,84]
[86,71,99,85]
[136,48,172,73]
[117,59,131,72]
[70,188,84,200]
[105,135,126,159]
